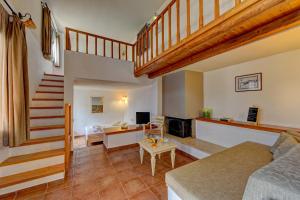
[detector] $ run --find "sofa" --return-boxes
[166,137,300,200]
[166,142,272,200]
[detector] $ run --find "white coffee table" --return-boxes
[138,139,176,176]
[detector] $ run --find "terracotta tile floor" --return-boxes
[1,144,194,200]
[73,136,87,149]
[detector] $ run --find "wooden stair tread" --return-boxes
[44,73,64,78]
[42,79,64,83]
[30,115,65,119]
[0,149,64,167]
[32,98,64,101]
[30,125,65,131]
[21,136,65,146]
[39,85,64,88]
[0,164,64,188]
[36,91,64,94]
[30,106,63,109]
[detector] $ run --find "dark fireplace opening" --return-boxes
[166,117,192,138]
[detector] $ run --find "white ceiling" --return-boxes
[46,0,165,43]
[183,26,300,73]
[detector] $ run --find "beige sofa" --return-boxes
[166,142,273,200]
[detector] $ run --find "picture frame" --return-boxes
[247,107,260,125]
[91,97,103,113]
[235,73,262,92]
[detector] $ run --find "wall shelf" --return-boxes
[196,117,300,134]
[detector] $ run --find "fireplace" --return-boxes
[166,117,192,138]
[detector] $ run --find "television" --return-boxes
[136,112,150,125]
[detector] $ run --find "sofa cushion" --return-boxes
[165,142,272,200]
[272,134,298,159]
[270,132,289,153]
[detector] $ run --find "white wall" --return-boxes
[73,85,157,136]
[104,131,144,149]
[204,49,300,128]
[73,88,127,135]
[124,85,158,124]
[196,121,279,148]
[64,51,153,104]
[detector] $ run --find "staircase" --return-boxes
[0,73,67,196]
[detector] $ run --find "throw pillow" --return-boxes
[273,135,298,159]
[270,133,289,153]
[286,129,300,142]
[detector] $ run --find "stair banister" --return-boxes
[64,103,71,178]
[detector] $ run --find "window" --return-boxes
[51,24,60,67]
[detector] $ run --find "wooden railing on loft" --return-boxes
[65,27,136,62]
[134,0,300,78]
[134,0,243,73]
[64,103,71,178]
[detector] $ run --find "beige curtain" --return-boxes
[0,5,30,147]
[0,5,9,147]
[42,6,52,58]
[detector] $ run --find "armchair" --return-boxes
[143,116,165,138]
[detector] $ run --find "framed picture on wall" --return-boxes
[91,97,103,113]
[235,73,262,92]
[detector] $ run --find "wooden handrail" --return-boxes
[64,103,71,178]
[199,0,203,28]
[111,41,113,58]
[162,14,165,52]
[215,0,220,19]
[168,6,172,48]
[66,27,133,46]
[176,0,180,43]
[151,27,154,59]
[65,27,135,62]
[76,32,79,52]
[186,0,191,36]
[156,20,159,56]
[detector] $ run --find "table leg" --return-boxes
[139,147,144,164]
[158,153,161,159]
[171,149,176,168]
[151,154,156,176]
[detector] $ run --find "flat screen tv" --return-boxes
[136,112,150,125]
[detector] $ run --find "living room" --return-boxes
[72,79,159,148]
[0,0,300,199]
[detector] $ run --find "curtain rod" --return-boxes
[41,1,48,8]
[2,0,16,15]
